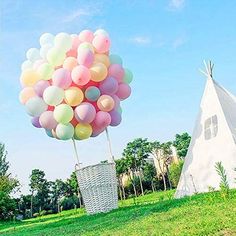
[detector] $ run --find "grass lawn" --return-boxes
[1,189,236,236]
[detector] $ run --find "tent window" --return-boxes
[204,115,218,140]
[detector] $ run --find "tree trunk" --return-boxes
[151,180,155,192]
[166,165,172,190]
[30,193,33,218]
[118,177,123,200]
[129,173,137,197]
[162,173,167,191]
[57,199,60,213]
[138,171,144,195]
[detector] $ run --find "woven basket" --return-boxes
[76,162,118,215]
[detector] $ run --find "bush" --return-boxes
[169,160,184,188]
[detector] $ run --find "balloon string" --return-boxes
[72,138,80,168]
[105,128,114,163]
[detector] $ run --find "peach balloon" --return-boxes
[94,54,110,67]
[92,35,110,53]
[97,95,115,112]
[63,57,78,71]
[64,87,84,106]
[79,30,94,43]
[19,87,36,104]
[71,65,91,86]
[90,63,107,82]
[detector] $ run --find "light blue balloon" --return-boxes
[25,97,48,117]
[56,123,74,140]
[85,86,101,101]
[109,54,123,65]
[45,129,54,138]
[123,68,133,84]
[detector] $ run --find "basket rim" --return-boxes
[75,162,115,171]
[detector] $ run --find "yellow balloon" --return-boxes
[94,54,110,67]
[90,63,107,82]
[20,69,40,87]
[63,57,78,71]
[74,123,92,140]
[64,87,84,106]
[19,87,36,104]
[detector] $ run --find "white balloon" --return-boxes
[21,60,33,71]
[25,97,48,117]
[26,48,41,62]
[54,32,72,52]
[40,43,53,59]
[94,29,109,37]
[40,33,54,46]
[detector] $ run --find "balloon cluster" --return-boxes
[19,29,132,141]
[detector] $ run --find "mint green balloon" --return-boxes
[54,33,72,52]
[109,54,123,65]
[37,63,54,80]
[53,104,73,124]
[123,68,133,84]
[56,123,74,140]
[43,86,64,106]
[47,47,66,67]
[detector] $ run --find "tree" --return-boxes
[123,138,151,196]
[29,169,50,215]
[173,133,191,159]
[169,160,184,188]
[0,143,9,177]
[143,163,157,192]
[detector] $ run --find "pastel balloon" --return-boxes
[78,42,94,53]
[90,63,107,82]
[91,125,105,137]
[47,47,66,67]
[54,104,73,124]
[63,57,78,71]
[94,54,110,67]
[19,87,36,104]
[33,60,45,70]
[45,129,54,138]
[71,36,81,51]
[77,48,94,67]
[116,83,131,100]
[52,68,72,89]
[64,87,84,106]
[97,95,115,112]
[37,63,54,80]
[26,48,41,62]
[21,60,33,71]
[85,86,101,101]
[111,94,121,110]
[109,54,122,65]
[74,123,92,140]
[43,86,64,106]
[39,111,57,130]
[94,29,109,37]
[71,65,91,86]
[92,35,110,53]
[31,117,41,128]
[40,43,53,59]
[20,69,40,87]
[56,123,74,140]
[93,111,111,128]
[54,32,72,52]
[99,77,118,95]
[108,64,125,83]
[79,30,94,43]
[123,68,133,84]
[40,33,54,46]
[25,97,48,117]
[109,110,122,126]
[34,80,50,97]
[74,102,96,123]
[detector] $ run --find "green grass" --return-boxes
[1,189,236,236]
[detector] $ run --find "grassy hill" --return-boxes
[1,189,236,236]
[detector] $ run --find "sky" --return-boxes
[1,0,236,195]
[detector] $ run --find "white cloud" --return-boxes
[172,36,187,49]
[168,0,185,11]
[130,36,151,45]
[62,9,92,23]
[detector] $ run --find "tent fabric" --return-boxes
[175,78,236,198]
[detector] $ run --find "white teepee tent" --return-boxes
[175,61,236,198]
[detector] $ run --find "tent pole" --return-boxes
[72,138,80,168]
[105,128,114,163]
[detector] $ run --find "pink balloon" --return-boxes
[116,83,131,100]
[109,110,122,126]
[74,102,96,123]
[39,111,57,130]
[72,36,81,51]
[52,68,72,89]
[91,125,105,137]
[93,111,111,128]
[99,77,118,95]
[79,30,94,43]
[77,48,94,67]
[108,64,124,83]
[71,65,91,86]
[34,80,50,97]
[92,35,110,53]
[111,94,121,110]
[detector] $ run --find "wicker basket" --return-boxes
[76,162,118,215]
